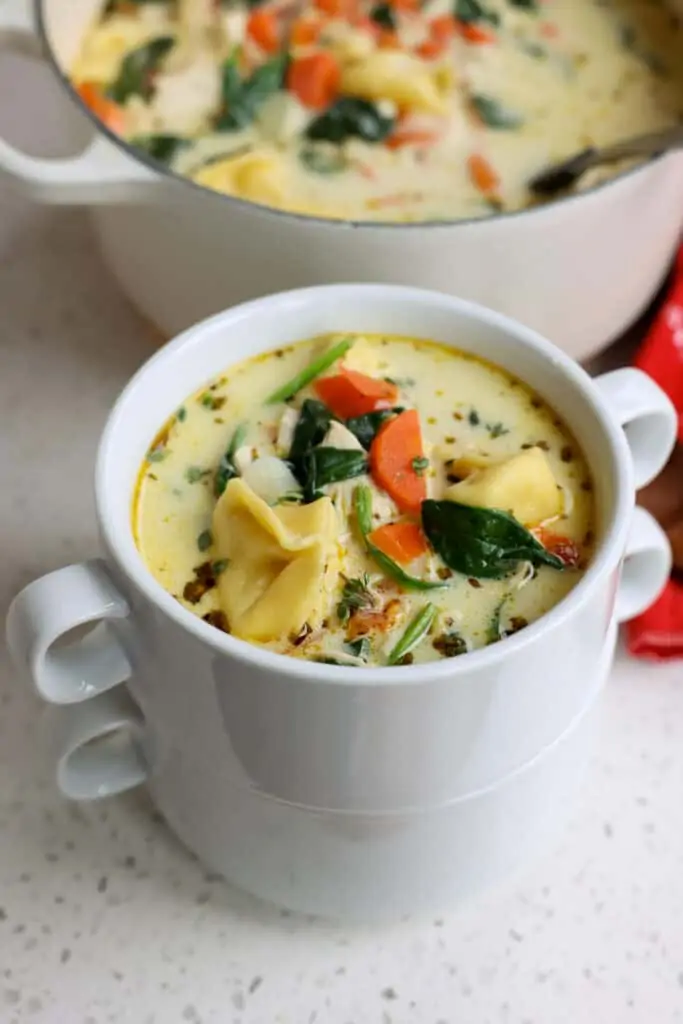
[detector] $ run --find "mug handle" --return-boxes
[615,506,672,623]
[54,688,148,801]
[5,559,133,705]
[594,368,677,489]
[0,0,155,204]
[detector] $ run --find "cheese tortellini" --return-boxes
[212,478,339,642]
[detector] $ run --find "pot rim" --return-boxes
[35,0,668,231]
[95,283,633,687]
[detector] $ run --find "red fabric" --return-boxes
[627,244,683,660]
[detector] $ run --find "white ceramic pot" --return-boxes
[5,285,676,919]
[1,0,683,360]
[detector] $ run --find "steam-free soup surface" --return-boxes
[72,0,683,222]
[134,334,595,667]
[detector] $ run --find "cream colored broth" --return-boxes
[134,334,595,666]
[71,0,682,222]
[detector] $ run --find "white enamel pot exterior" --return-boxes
[0,0,682,360]
[6,285,677,920]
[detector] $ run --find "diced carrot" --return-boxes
[314,0,357,17]
[534,529,581,567]
[290,17,322,47]
[540,21,559,38]
[315,369,399,418]
[455,20,496,43]
[387,127,440,149]
[468,153,500,196]
[76,82,126,135]
[370,409,427,515]
[430,15,457,43]
[415,37,445,59]
[287,52,341,109]
[368,521,430,564]
[390,0,419,10]
[378,29,401,48]
[247,8,281,53]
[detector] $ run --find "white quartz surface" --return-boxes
[1,49,683,1024]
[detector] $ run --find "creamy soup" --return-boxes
[71,0,682,222]
[134,334,595,666]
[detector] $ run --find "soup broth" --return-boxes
[71,0,683,223]
[134,333,595,667]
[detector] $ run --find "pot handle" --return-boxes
[594,368,677,490]
[54,688,148,801]
[5,559,133,705]
[615,506,672,623]
[0,0,155,204]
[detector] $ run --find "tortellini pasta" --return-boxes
[446,447,561,527]
[340,52,448,116]
[212,478,339,642]
[192,149,287,207]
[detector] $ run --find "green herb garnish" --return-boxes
[468,409,480,426]
[345,409,399,450]
[299,146,348,175]
[216,51,288,132]
[214,422,248,497]
[470,94,524,130]
[200,392,226,411]
[147,446,168,463]
[108,36,175,104]
[337,574,374,624]
[186,465,211,484]
[347,637,371,660]
[488,422,509,439]
[266,337,353,404]
[432,631,468,658]
[387,604,436,666]
[306,98,395,146]
[508,0,539,10]
[197,529,213,552]
[487,599,506,644]
[411,456,430,476]
[176,406,187,422]
[355,486,446,592]
[212,559,230,575]
[421,500,565,579]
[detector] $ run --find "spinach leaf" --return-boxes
[355,486,447,592]
[388,604,436,666]
[470,94,524,130]
[299,146,348,175]
[306,98,395,146]
[347,636,371,660]
[215,51,288,131]
[214,423,248,497]
[370,2,397,30]
[454,0,500,26]
[300,447,367,502]
[421,500,565,579]
[108,36,175,104]
[345,408,399,450]
[133,134,189,164]
[508,0,539,10]
[288,399,334,461]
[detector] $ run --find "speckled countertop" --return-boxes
[1,52,683,1024]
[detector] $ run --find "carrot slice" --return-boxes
[386,127,440,149]
[430,15,457,43]
[76,82,126,135]
[315,369,399,418]
[415,37,445,59]
[287,52,341,110]
[390,0,419,10]
[378,29,401,48]
[455,20,496,43]
[368,521,430,564]
[290,17,322,47]
[370,409,427,515]
[247,8,281,53]
[314,0,357,17]
[468,153,500,196]
[534,529,581,567]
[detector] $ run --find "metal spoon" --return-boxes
[528,123,683,197]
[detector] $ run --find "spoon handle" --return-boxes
[584,124,683,168]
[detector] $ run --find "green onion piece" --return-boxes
[354,485,446,592]
[387,603,436,666]
[265,337,354,405]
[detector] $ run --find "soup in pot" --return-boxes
[71,0,683,222]
[133,333,596,666]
